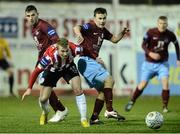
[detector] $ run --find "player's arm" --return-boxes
[172,35,180,66]
[44,24,59,45]
[21,64,44,101]
[110,28,129,43]
[142,31,160,60]
[22,56,50,101]
[73,25,84,44]
[69,41,83,56]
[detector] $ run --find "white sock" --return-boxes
[76,93,87,121]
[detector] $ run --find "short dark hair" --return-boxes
[94,7,107,17]
[57,38,68,48]
[25,5,37,12]
[158,16,167,21]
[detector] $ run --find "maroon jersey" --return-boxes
[142,28,180,62]
[31,19,59,60]
[80,21,113,59]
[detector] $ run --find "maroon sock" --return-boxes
[103,88,113,111]
[162,89,169,108]
[91,99,104,120]
[131,87,143,102]
[49,91,65,112]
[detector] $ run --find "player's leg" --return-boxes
[6,67,14,96]
[66,62,89,127]
[39,70,67,123]
[161,78,169,113]
[158,62,169,113]
[39,86,52,125]
[103,76,125,121]
[78,57,125,122]
[90,91,104,125]
[70,76,89,127]
[125,80,148,111]
[125,61,153,112]
[38,72,67,123]
[48,90,68,122]
[2,59,14,96]
[49,91,65,112]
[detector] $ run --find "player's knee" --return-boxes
[104,76,114,88]
[40,96,48,103]
[97,91,104,100]
[138,81,147,90]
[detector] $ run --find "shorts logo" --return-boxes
[39,77,45,84]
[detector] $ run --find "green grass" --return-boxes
[0,95,180,133]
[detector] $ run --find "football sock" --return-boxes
[91,98,104,120]
[131,87,143,102]
[76,93,87,121]
[162,89,169,108]
[9,75,14,94]
[49,91,65,112]
[39,99,49,114]
[103,88,113,111]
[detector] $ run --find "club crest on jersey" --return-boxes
[153,36,158,40]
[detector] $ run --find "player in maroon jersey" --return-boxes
[22,38,89,127]
[125,16,180,113]
[24,5,67,124]
[73,7,129,124]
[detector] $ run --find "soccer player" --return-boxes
[22,38,89,127]
[73,7,129,124]
[0,36,14,96]
[125,16,180,113]
[25,5,67,123]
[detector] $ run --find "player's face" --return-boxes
[58,46,69,59]
[94,13,107,28]
[157,19,168,32]
[25,10,39,27]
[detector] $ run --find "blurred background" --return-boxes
[0,0,180,97]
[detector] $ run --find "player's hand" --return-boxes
[96,57,106,69]
[76,34,84,45]
[177,60,180,67]
[122,27,130,35]
[149,52,161,60]
[22,88,32,101]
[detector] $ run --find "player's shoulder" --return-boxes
[166,28,175,35]
[39,19,51,28]
[46,45,57,54]
[147,27,157,33]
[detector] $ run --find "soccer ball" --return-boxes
[145,111,163,129]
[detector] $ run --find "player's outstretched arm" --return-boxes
[21,88,32,101]
[110,27,130,43]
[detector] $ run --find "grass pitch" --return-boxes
[0,95,180,133]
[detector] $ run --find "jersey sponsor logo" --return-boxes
[82,23,90,30]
